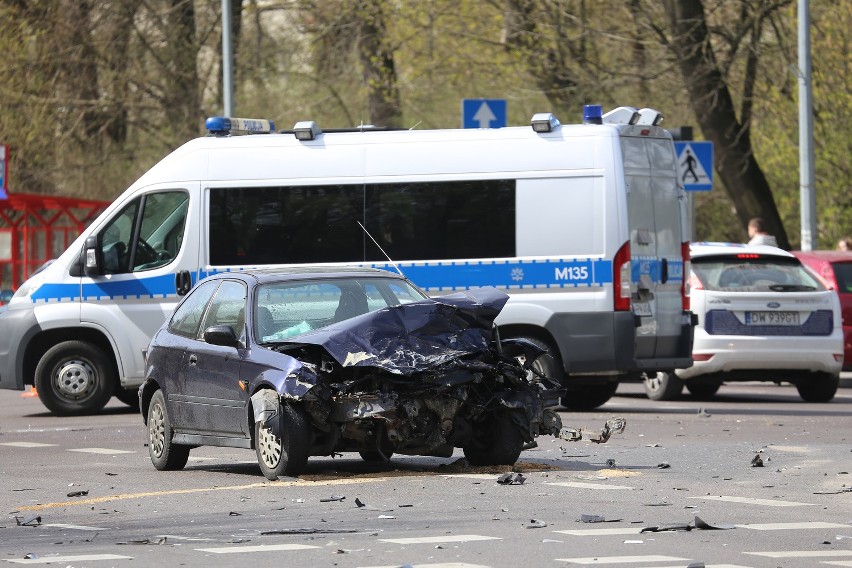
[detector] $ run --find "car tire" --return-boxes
[255,402,310,480]
[35,340,115,416]
[114,388,140,410]
[359,450,394,462]
[796,372,839,403]
[562,382,619,410]
[463,412,524,466]
[644,371,683,401]
[685,379,722,399]
[147,390,190,471]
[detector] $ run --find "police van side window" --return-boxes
[208,181,515,265]
[98,191,188,274]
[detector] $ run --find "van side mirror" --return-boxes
[83,235,101,277]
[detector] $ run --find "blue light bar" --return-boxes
[205,116,276,135]
[583,104,603,125]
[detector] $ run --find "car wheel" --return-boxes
[463,412,524,466]
[644,371,683,401]
[35,340,115,416]
[507,336,563,381]
[685,379,722,399]
[359,450,394,462]
[114,388,140,410]
[255,402,310,480]
[147,390,190,471]
[796,372,839,403]
[562,382,619,410]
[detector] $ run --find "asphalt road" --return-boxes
[1,382,850,568]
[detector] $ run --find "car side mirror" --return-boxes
[83,235,101,277]
[203,325,241,348]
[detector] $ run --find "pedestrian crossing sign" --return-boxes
[674,141,713,191]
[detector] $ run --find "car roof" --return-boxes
[690,242,796,259]
[209,265,406,285]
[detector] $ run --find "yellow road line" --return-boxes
[16,476,391,511]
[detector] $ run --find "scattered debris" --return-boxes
[14,515,41,527]
[640,523,692,533]
[118,537,168,545]
[644,502,673,507]
[751,454,764,468]
[697,408,711,417]
[320,495,346,502]
[687,563,706,568]
[646,443,661,448]
[606,459,616,468]
[261,528,358,535]
[578,514,622,523]
[657,462,671,469]
[67,490,89,497]
[229,512,241,516]
[526,519,547,529]
[813,487,852,495]
[641,516,736,533]
[497,472,526,485]
[23,554,38,560]
[378,515,395,519]
[355,498,366,508]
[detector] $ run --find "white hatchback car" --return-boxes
[645,242,843,402]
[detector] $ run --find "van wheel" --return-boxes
[256,402,311,480]
[685,379,722,399]
[562,382,619,410]
[796,372,839,403]
[644,372,683,401]
[114,388,140,410]
[35,341,115,416]
[147,390,190,470]
[463,412,524,466]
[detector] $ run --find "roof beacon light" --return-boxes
[530,113,560,133]
[583,104,603,125]
[293,120,323,141]
[205,116,275,136]
[602,106,641,125]
[636,108,664,126]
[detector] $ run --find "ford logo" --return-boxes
[767,302,781,308]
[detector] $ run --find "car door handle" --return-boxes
[188,354,198,366]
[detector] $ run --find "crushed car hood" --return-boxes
[276,286,509,375]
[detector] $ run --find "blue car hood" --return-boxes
[277,286,509,376]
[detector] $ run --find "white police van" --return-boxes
[0,105,694,415]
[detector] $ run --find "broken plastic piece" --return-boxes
[15,515,41,527]
[588,418,627,444]
[579,514,606,523]
[605,458,616,467]
[67,490,89,497]
[355,498,366,507]
[526,519,547,529]
[320,495,346,502]
[640,523,692,533]
[686,563,706,568]
[657,462,671,469]
[558,428,582,442]
[261,528,358,535]
[497,472,526,485]
[751,454,764,467]
[694,516,735,530]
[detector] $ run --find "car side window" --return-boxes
[168,280,219,338]
[200,280,247,340]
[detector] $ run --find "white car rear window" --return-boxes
[693,255,824,292]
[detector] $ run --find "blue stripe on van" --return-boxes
[631,257,683,284]
[30,274,179,303]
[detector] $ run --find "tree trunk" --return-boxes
[664,0,789,249]
[356,0,402,128]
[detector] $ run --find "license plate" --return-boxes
[744,311,799,325]
[633,302,652,317]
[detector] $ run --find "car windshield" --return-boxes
[255,277,426,342]
[692,255,824,292]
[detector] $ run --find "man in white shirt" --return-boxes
[747,217,778,247]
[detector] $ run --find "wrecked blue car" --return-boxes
[141,267,614,480]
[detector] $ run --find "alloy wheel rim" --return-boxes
[258,425,282,468]
[149,403,166,457]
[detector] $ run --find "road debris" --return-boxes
[118,537,168,545]
[497,472,526,485]
[320,495,346,502]
[578,514,622,523]
[657,462,671,469]
[526,519,548,529]
[355,497,366,507]
[751,454,764,467]
[694,516,735,530]
[261,528,359,535]
[14,515,41,527]
[67,490,89,497]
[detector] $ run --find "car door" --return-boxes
[179,279,249,438]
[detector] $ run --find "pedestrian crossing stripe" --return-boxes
[546,481,634,490]
[68,447,135,454]
[555,555,688,564]
[195,544,319,553]
[0,442,57,448]
[379,535,501,544]
[3,554,132,564]
[745,550,852,558]
[688,495,814,507]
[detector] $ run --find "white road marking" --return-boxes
[688,495,813,507]
[554,528,645,536]
[745,551,852,558]
[822,562,852,567]
[546,482,634,490]
[68,448,135,454]
[555,555,689,564]
[740,521,851,530]
[4,554,132,564]
[0,442,57,448]
[379,535,501,544]
[441,474,496,480]
[195,544,319,554]
[155,534,216,541]
[358,564,491,568]
[42,523,107,531]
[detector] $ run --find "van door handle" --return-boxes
[176,270,192,296]
[661,258,669,284]
[188,354,198,366]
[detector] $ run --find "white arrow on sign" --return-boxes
[472,102,496,128]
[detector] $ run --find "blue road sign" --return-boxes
[462,99,507,129]
[674,141,713,191]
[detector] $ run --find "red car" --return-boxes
[792,250,852,370]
